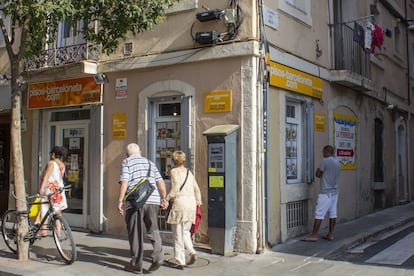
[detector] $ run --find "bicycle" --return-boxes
[1,185,77,264]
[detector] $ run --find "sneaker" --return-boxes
[148,261,163,272]
[187,253,197,265]
[124,264,142,274]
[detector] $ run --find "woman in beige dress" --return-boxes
[166,151,202,269]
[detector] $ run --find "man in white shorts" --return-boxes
[302,145,340,242]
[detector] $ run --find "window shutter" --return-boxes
[305,102,314,183]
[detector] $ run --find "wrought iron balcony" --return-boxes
[25,43,100,71]
[330,22,375,91]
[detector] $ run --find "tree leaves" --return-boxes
[1,0,175,56]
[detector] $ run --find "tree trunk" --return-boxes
[10,65,29,260]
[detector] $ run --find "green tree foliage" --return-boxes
[0,0,175,261]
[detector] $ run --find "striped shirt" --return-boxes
[119,154,163,206]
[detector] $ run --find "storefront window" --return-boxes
[285,99,314,184]
[286,102,302,182]
[156,102,181,180]
[148,95,192,231]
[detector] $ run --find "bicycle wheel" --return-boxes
[1,209,18,253]
[51,215,77,264]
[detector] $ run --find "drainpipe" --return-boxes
[404,0,412,200]
[258,0,270,250]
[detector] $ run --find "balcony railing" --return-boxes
[331,22,372,80]
[25,43,100,71]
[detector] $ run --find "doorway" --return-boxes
[52,124,88,228]
[47,109,90,229]
[147,96,191,231]
[397,124,408,204]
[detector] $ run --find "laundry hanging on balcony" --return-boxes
[370,24,383,53]
[353,22,365,48]
[353,20,384,54]
[365,20,375,53]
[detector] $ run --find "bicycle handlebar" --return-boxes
[26,184,72,200]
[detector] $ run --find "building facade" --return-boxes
[0,0,413,254]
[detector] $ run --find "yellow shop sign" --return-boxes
[269,61,323,99]
[204,90,232,113]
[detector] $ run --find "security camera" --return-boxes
[387,104,395,110]
[93,73,106,84]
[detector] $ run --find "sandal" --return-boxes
[322,235,334,241]
[39,227,48,237]
[187,253,197,265]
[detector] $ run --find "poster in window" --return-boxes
[69,138,80,150]
[286,124,297,158]
[287,158,297,179]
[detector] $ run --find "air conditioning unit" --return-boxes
[124,42,133,56]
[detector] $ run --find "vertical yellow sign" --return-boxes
[112,113,126,139]
[314,113,326,132]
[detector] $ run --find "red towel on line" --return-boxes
[371,24,384,53]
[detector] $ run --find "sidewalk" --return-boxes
[1,202,414,275]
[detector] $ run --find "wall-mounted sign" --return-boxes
[269,61,323,99]
[204,90,232,113]
[115,78,128,99]
[314,112,326,132]
[28,77,101,109]
[263,5,279,30]
[112,113,126,139]
[333,113,357,170]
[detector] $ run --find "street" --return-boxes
[1,229,414,275]
[329,222,414,269]
[3,201,414,276]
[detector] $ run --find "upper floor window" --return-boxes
[63,19,72,38]
[411,43,414,78]
[394,26,402,55]
[374,118,384,182]
[57,19,86,47]
[279,0,312,26]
